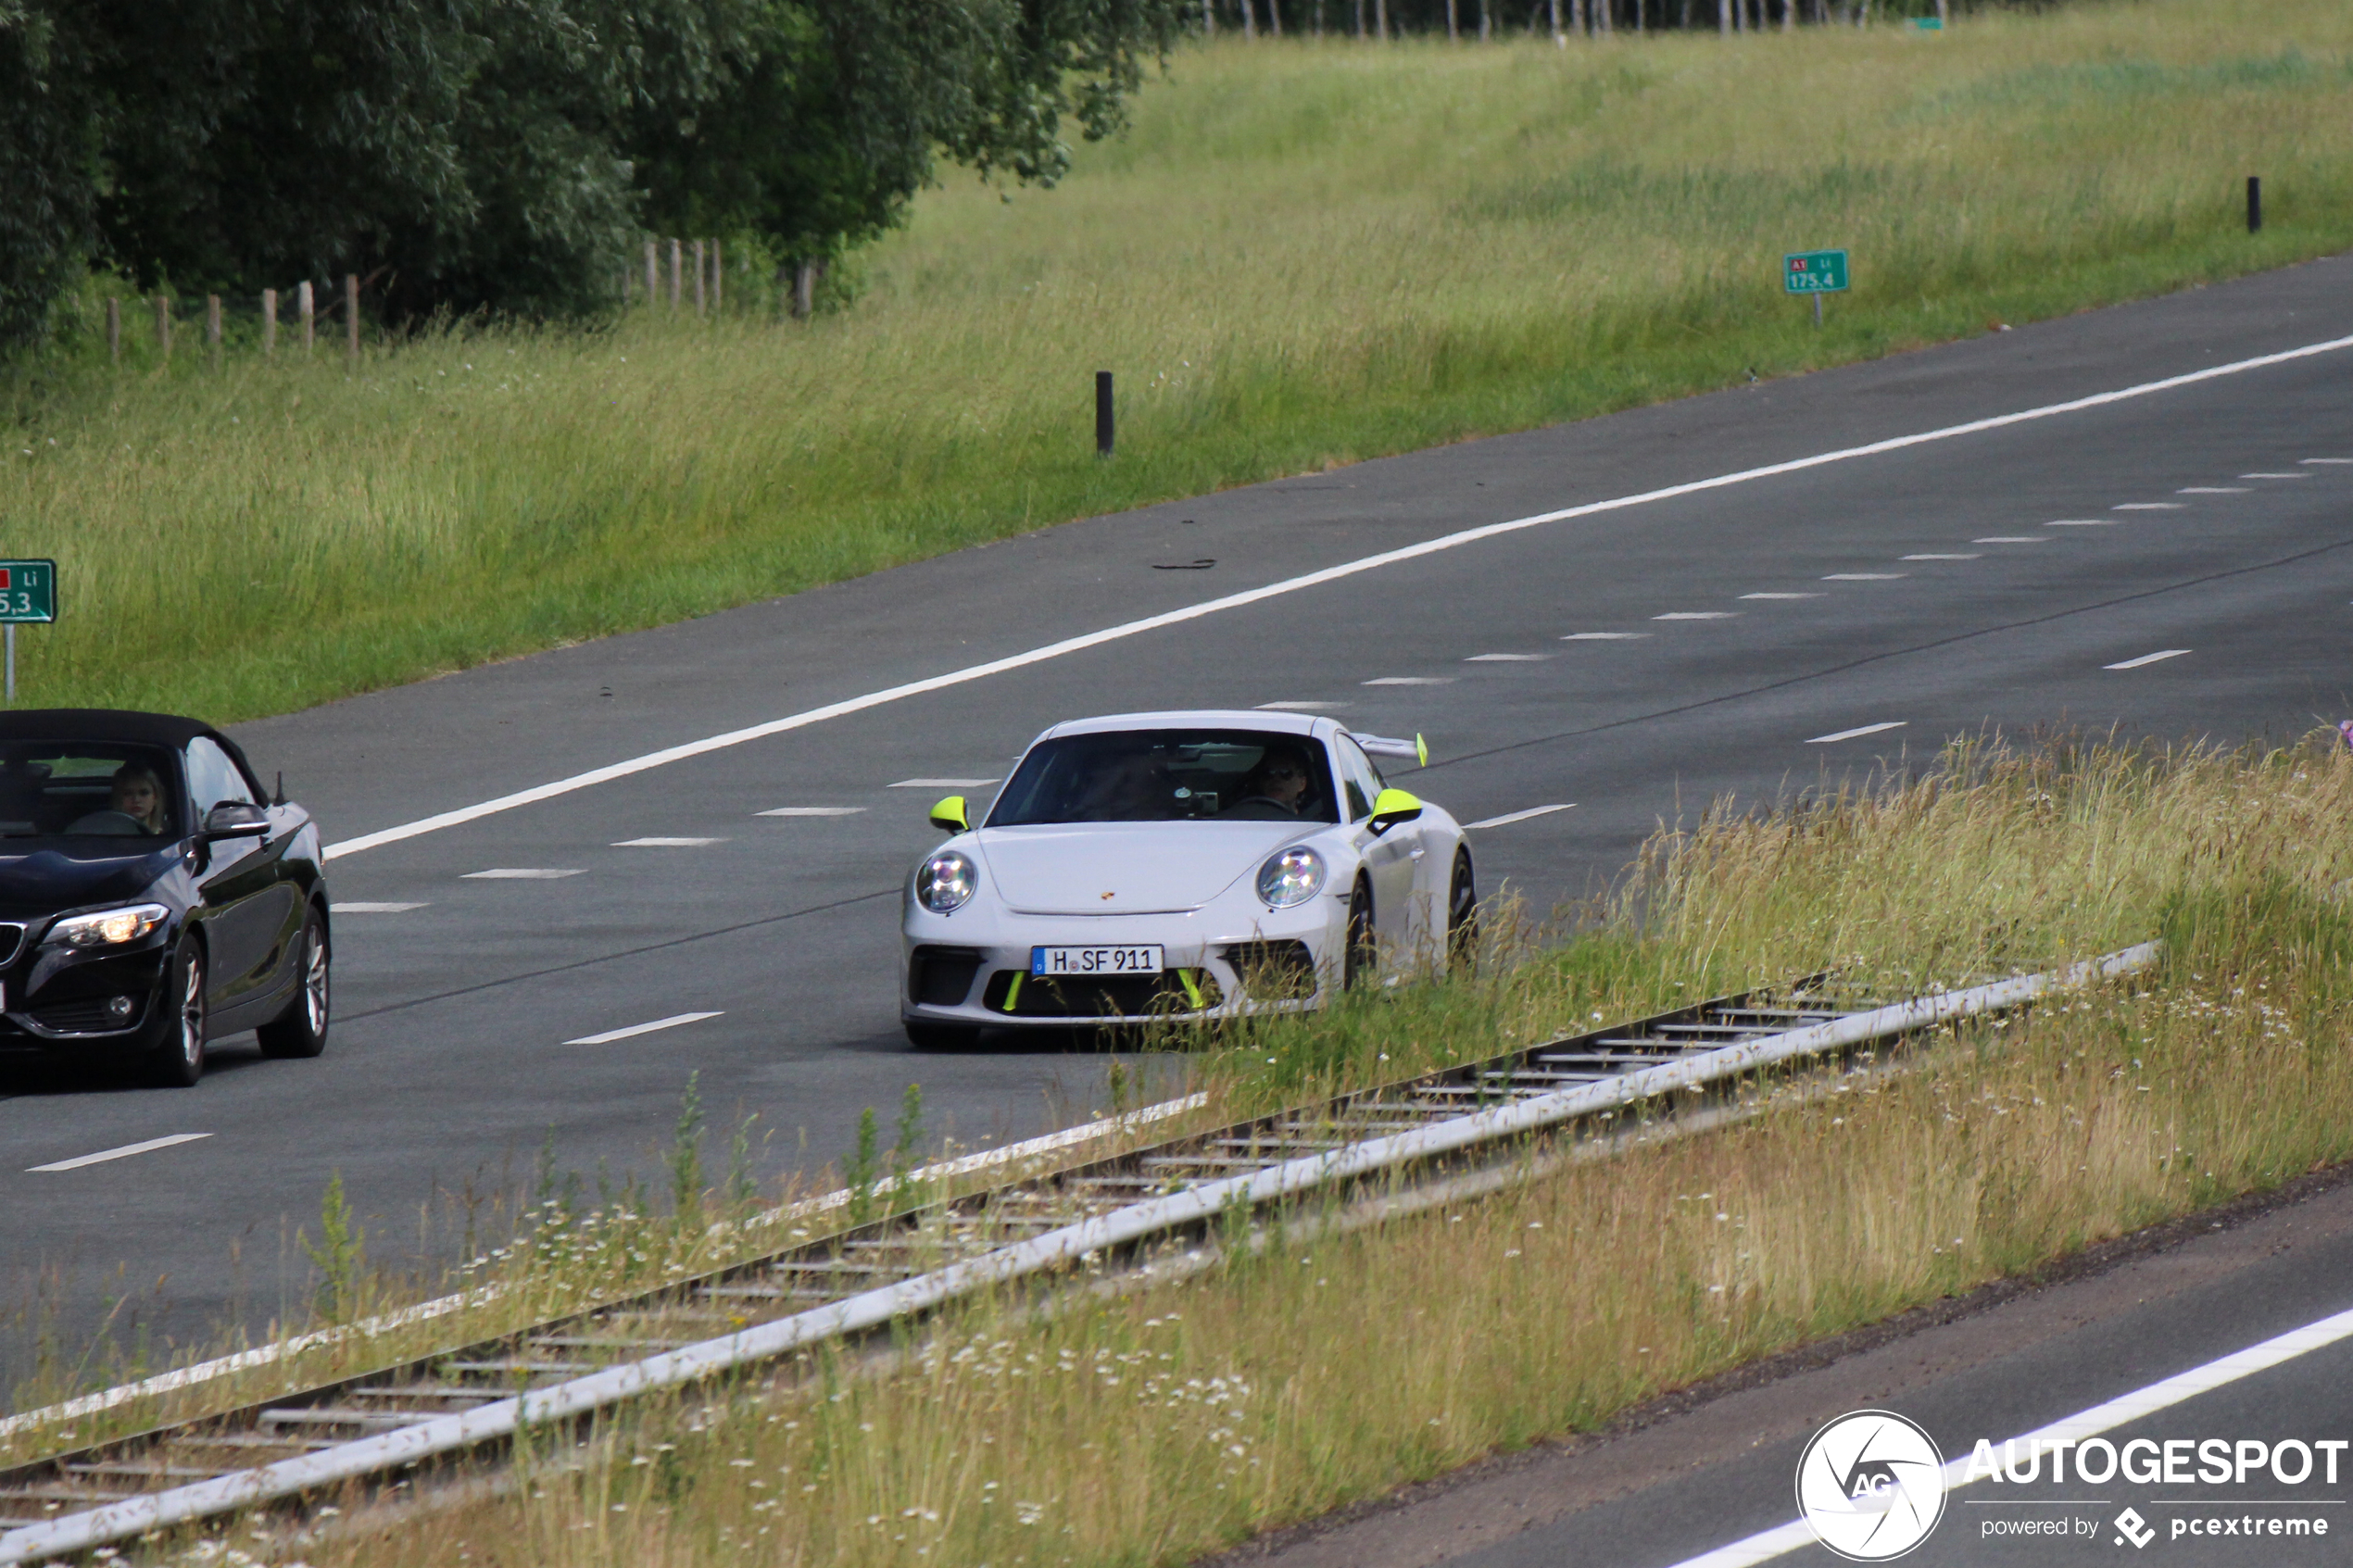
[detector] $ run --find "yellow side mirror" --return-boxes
[928,795,969,834]
[1367,787,1423,836]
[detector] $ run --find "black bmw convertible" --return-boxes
[0,709,328,1086]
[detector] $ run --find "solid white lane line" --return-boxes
[1739,593,1821,600]
[1654,611,1739,620]
[318,330,2353,862]
[1660,1301,2353,1568]
[1560,632,1652,640]
[1363,676,1453,685]
[1807,721,1907,744]
[329,902,430,914]
[2105,648,2191,670]
[756,806,866,817]
[1254,701,1348,710]
[564,1011,724,1046]
[29,1134,211,1173]
[1974,536,2049,543]
[1823,573,1906,581]
[2112,502,2183,510]
[2178,486,2249,494]
[888,778,998,788]
[1463,803,1577,830]
[1466,653,1552,661]
[2045,519,2119,527]
[1902,553,1981,560]
[2242,471,2309,479]
[611,837,725,847]
[461,868,584,880]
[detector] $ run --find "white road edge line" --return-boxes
[755,806,866,817]
[28,1135,212,1173]
[1463,804,1577,830]
[1807,721,1907,745]
[318,331,2353,862]
[327,902,429,914]
[563,1011,724,1046]
[1662,1301,2353,1568]
[0,1094,1208,1439]
[2105,649,2191,671]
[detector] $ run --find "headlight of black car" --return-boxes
[916,851,979,914]
[46,903,170,949]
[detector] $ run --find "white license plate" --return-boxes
[1031,944,1164,978]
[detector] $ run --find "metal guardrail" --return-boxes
[0,943,2158,1563]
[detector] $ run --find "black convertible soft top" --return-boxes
[0,709,258,781]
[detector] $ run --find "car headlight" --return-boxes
[1255,846,1326,909]
[915,850,979,914]
[47,903,170,949]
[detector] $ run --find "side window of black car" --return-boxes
[186,737,258,815]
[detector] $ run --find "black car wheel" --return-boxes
[1446,847,1479,972]
[258,908,330,1060]
[904,1021,982,1050]
[1342,876,1376,991]
[149,937,207,1088]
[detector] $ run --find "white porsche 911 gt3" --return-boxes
[899,709,1474,1047]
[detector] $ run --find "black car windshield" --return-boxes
[988,730,1338,826]
[0,742,182,840]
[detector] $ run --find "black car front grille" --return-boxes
[0,922,25,966]
[979,968,1222,1020]
[28,994,145,1035]
[1218,940,1319,1001]
[907,946,986,1007]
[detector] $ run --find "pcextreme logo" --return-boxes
[1795,1411,1948,1561]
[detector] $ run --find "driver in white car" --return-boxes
[1240,743,1316,817]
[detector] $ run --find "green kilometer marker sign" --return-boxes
[0,559,57,704]
[1783,250,1850,295]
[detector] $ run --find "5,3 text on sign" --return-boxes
[0,561,57,624]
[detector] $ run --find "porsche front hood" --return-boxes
[975,822,1302,915]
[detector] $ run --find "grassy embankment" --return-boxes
[19,731,2353,1565]
[3,0,2351,721]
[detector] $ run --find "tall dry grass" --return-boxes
[2,0,2348,721]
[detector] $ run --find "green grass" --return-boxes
[3,0,2350,721]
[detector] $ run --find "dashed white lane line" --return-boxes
[889,778,999,788]
[29,1134,212,1173]
[1560,632,1652,640]
[1807,721,1907,745]
[1740,592,1821,600]
[2045,519,2119,527]
[2178,486,2249,494]
[612,836,726,847]
[1254,701,1348,710]
[1974,536,2049,544]
[462,868,584,880]
[1466,653,1552,661]
[2112,502,2183,510]
[1902,553,1981,560]
[318,329,2353,863]
[1363,676,1454,685]
[756,806,867,817]
[330,901,430,914]
[1463,803,1577,831]
[2105,648,2191,670]
[564,1011,724,1046]
[2242,471,2309,479]
[2305,458,2353,464]
[1822,573,1906,581]
[1653,611,1740,621]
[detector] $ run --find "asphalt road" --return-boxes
[2,252,2349,1386]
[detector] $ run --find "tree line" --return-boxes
[0,0,1186,349]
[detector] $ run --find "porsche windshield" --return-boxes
[988,731,1339,826]
[0,742,182,840]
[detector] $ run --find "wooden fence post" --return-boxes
[154,295,171,360]
[297,281,314,353]
[106,298,120,363]
[793,260,815,320]
[643,240,658,307]
[711,239,723,314]
[346,274,359,366]
[262,289,277,358]
[207,295,222,365]
[669,239,683,310]
[693,239,706,316]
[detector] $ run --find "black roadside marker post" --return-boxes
[2248,175,2262,233]
[1096,370,1114,458]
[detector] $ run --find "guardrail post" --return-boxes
[2246,175,2262,233]
[1096,371,1114,458]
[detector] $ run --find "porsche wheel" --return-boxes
[1446,847,1478,972]
[258,907,330,1059]
[149,938,207,1088]
[1342,877,1376,991]
[905,1021,983,1050]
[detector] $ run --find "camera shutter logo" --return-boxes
[1794,1410,1947,1561]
